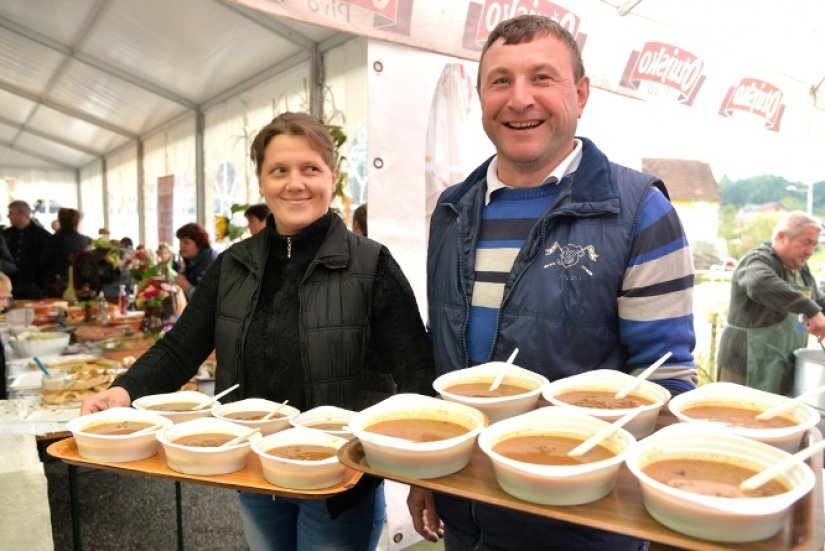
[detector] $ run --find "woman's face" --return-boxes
[257,134,336,235]
[157,247,172,262]
[179,237,199,260]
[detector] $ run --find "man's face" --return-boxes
[0,286,11,312]
[246,215,267,236]
[7,209,28,229]
[776,226,820,270]
[477,33,589,185]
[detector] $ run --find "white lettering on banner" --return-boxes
[479,1,579,39]
[634,45,703,93]
[719,78,785,131]
[307,0,352,21]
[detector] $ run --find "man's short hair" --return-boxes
[244,203,270,221]
[7,200,31,216]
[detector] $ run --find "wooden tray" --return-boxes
[48,437,362,499]
[339,430,824,551]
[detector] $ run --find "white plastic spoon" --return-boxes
[220,427,261,448]
[614,351,673,400]
[261,400,290,421]
[756,383,825,421]
[190,383,240,410]
[567,408,643,457]
[739,438,825,492]
[489,348,520,392]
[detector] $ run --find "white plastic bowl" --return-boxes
[625,423,816,543]
[667,382,821,452]
[10,331,70,358]
[433,362,549,424]
[212,398,299,436]
[156,417,261,475]
[478,407,635,505]
[542,369,671,438]
[252,426,349,489]
[348,393,488,479]
[289,405,356,440]
[132,390,218,423]
[66,407,173,462]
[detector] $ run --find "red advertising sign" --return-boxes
[719,78,785,132]
[620,41,706,106]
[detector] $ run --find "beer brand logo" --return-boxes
[343,0,413,36]
[620,42,706,106]
[719,78,785,132]
[543,242,598,276]
[462,1,587,52]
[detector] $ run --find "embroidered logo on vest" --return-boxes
[543,242,599,276]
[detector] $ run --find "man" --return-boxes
[352,203,367,236]
[407,15,696,551]
[244,203,270,236]
[0,271,11,399]
[717,211,825,395]
[4,200,50,299]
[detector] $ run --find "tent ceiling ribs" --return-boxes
[218,0,316,51]
[0,14,198,109]
[0,80,137,139]
[0,138,75,169]
[0,114,101,157]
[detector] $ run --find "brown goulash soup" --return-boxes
[223,410,283,421]
[643,458,789,498]
[173,433,237,447]
[266,444,338,460]
[365,418,469,442]
[84,420,155,435]
[445,381,531,398]
[681,404,797,429]
[145,402,201,412]
[493,434,614,465]
[555,389,653,409]
[304,422,348,431]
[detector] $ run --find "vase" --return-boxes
[143,305,163,335]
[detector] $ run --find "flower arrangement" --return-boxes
[215,203,249,243]
[135,278,174,309]
[121,247,160,289]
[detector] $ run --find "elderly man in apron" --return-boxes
[718,210,825,395]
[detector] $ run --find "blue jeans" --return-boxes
[238,482,386,551]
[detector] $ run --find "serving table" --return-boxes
[338,413,824,551]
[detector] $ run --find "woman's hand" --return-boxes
[80,386,131,415]
[174,273,191,293]
[406,486,444,542]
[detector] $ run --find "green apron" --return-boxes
[738,313,807,396]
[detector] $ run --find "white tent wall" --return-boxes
[105,144,140,245]
[79,162,104,238]
[142,116,197,250]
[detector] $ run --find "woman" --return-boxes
[41,207,92,297]
[82,112,435,551]
[156,241,181,279]
[173,222,217,301]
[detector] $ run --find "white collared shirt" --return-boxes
[484,139,583,205]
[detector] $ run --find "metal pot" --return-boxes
[793,348,825,409]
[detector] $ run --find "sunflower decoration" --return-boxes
[214,203,249,243]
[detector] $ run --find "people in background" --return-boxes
[156,241,181,279]
[120,237,134,251]
[3,200,51,299]
[173,222,218,301]
[0,234,18,277]
[352,203,367,237]
[41,208,92,298]
[717,211,825,395]
[0,272,11,399]
[82,111,434,551]
[244,203,270,236]
[407,15,695,551]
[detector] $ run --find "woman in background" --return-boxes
[41,208,92,297]
[173,223,217,301]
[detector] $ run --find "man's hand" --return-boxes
[80,386,131,415]
[804,311,825,341]
[407,486,444,542]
